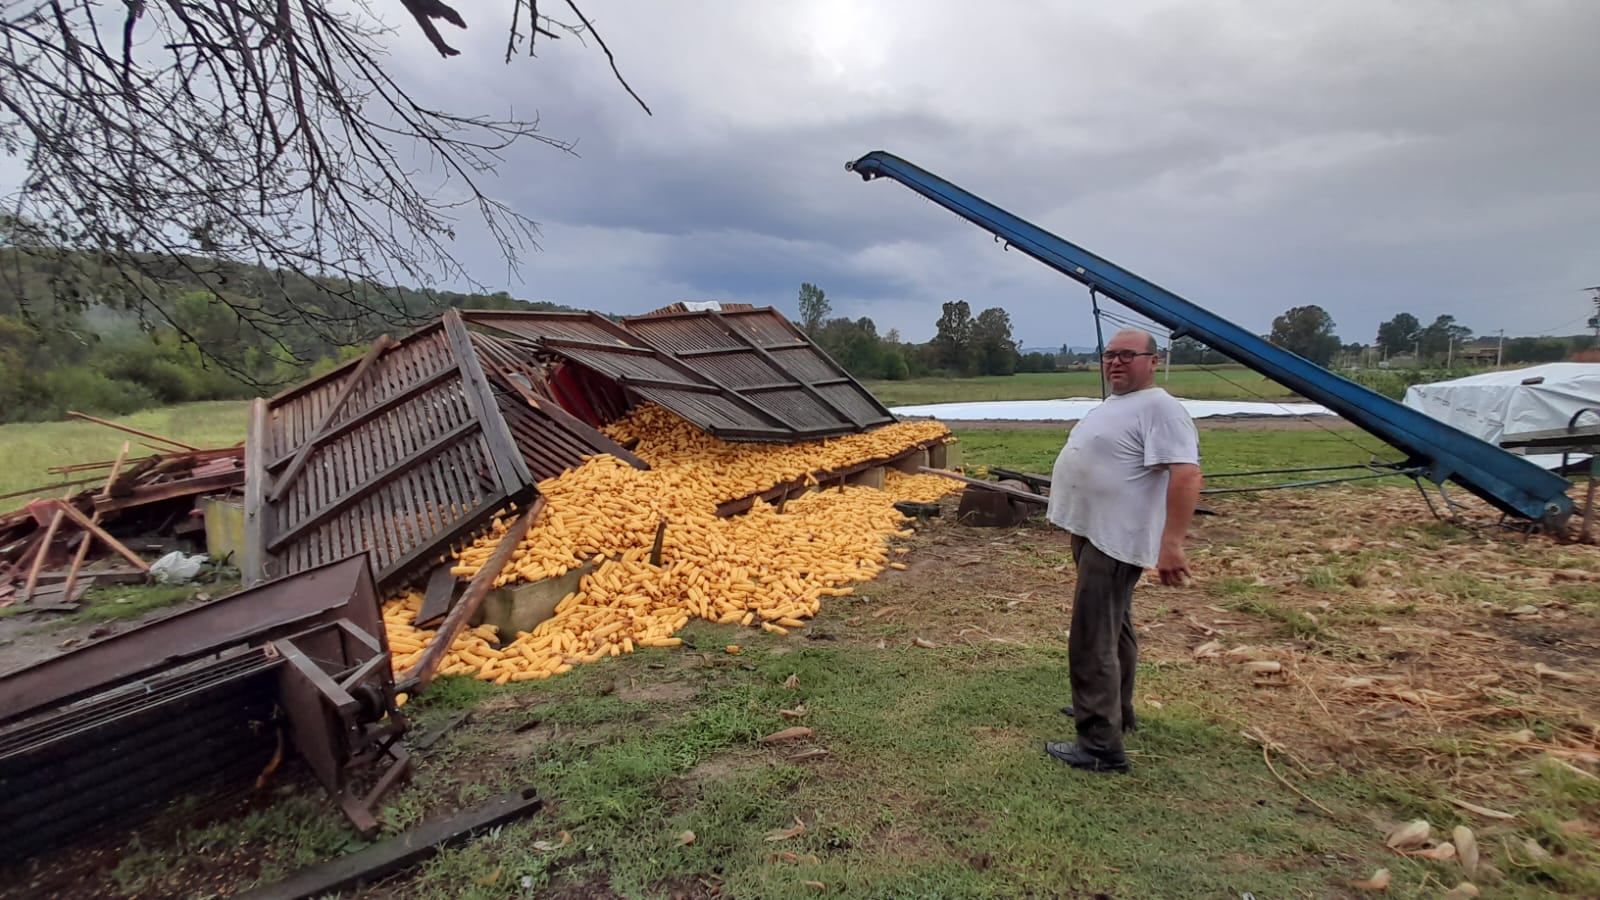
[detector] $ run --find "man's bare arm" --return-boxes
[1157,463,1203,585]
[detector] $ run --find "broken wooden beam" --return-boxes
[50,501,151,573]
[917,467,1049,505]
[91,470,246,513]
[402,497,545,691]
[64,442,130,602]
[66,411,199,452]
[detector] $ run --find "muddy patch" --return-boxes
[614,677,699,705]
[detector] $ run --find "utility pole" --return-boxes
[1588,286,1600,347]
[1496,328,1504,367]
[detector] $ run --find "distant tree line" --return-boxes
[794,285,1037,380]
[0,249,577,423]
[1261,303,1593,369]
[6,254,1594,423]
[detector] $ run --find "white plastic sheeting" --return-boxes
[1402,363,1600,469]
[1402,363,1600,443]
[889,397,1333,421]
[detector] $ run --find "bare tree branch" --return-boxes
[0,0,646,386]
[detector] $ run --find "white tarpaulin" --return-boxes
[1402,363,1600,469]
[1402,363,1600,443]
[889,397,1334,421]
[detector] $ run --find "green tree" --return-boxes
[1269,305,1341,366]
[1505,336,1574,364]
[931,300,975,375]
[1375,313,1422,357]
[1169,336,1221,365]
[1419,315,1472,362]
[813,316,882,376]
[798,283,831,338]
[971,307,1019,375]
[1016,351,1056,373]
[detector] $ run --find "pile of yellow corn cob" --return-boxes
[383,406,957,683]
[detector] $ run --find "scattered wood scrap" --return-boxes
[1,422,245,606]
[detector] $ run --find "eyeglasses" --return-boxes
[1101,350,1158,362]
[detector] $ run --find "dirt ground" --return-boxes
[850,480,1600,801]
[0,594,212,673]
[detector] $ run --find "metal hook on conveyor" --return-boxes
[1089,286,1108,399]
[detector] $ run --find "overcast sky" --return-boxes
[394,2,1595,347]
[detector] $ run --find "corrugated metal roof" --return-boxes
[243,310,643,589]
[463,308,897,442]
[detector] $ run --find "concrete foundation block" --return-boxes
[477,561,595,637]
[846,465,887,490]
[892,449,929,474]
[929,441,961,469]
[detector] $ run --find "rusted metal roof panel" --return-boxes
[463,308,897,442]
[623,307,897,437]
[244,312,538,589]
[463,311,794,440]
[640,301,757,316]
[473,335,649,482]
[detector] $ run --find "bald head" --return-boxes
[1111,328,1158,353]
[1102,328,1161,394]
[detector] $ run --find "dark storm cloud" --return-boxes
[386,1,1599,346]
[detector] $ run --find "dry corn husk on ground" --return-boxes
[383,405,958,683]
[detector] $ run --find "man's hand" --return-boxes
[1157,538,1191,586]
[1158,462,1203,587]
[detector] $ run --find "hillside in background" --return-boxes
[0,249,585,423]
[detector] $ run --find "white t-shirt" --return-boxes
[1046,387,1201,569]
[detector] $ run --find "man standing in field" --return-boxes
[1044,328,1203,773]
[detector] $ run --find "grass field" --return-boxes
[862,366,1303,407]
[0,392,1357,510]
[954,423,1410,490]
[0,401,249,503]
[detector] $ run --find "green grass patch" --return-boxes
[1302,566,1347,592]
[1207,576,1267,600]
[62,579,237,624]
[1228,597,1332,641]
[952,425,1405,488]
[304,637,1431,897]
[1417,571,1520,607]
[83,625,1600,896]
[0,400,249,503]
[863,366,1301,407]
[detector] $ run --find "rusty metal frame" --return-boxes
[0,555,379,724]
[0,555,407,862]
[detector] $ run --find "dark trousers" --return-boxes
[1069,535,1142,756]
